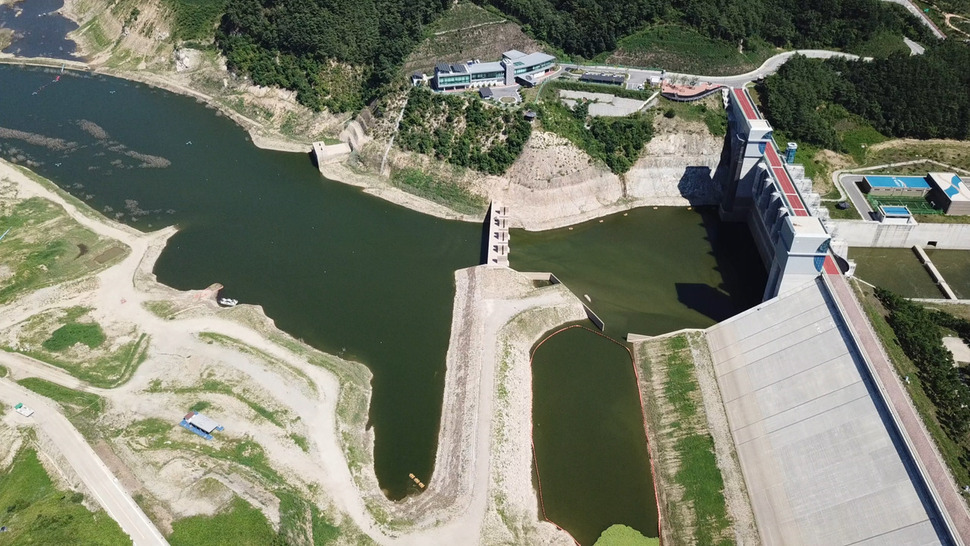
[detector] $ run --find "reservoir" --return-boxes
[0,0,78,60]
[513,209,766,543]
[0,65,480,499]
[0,63,767,523]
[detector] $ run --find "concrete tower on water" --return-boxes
[721,87,848,299]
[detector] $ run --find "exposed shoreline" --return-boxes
[0,141,590,544]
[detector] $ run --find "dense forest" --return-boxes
[396,88,531,175]
[216,0,448,112]
[876,289,970,474]
[472,0,935,58]
[759,44,970,149]
[209,0,940,113]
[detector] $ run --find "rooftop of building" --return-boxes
[507,51,555,68]
[928,172,970,201]
[864,175,931,189]
[790,215,827,233]
[579,73,625,84]
[468,61,504,75]
[186,411,221,433]
[880,205,913,217]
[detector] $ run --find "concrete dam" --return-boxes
[702,88,970,545]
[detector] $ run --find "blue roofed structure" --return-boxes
[876,205,917,224]
[862,175,931,197]
[928,172,970,215]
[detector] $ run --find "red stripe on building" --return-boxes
[765,142,808,216]
[732,88,759,121]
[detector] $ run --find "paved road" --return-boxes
[904,37,927,55]
[0,379,169,546]
[561,49,864,90]
[837,174,874,219]
[824,275,970,545]
[884,0,947,39]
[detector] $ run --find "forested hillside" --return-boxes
[472,0,935,58]
[396,88,531,175]
[216,0,448,112]
[759,43,970,149]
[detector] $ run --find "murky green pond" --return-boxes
[841,247,970,299]
[926,249,970,299]
[531,325,657,545]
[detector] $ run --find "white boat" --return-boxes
[218,297,238,307]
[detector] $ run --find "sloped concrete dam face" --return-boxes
[706,280,949,545]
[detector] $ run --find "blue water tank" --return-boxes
[785,142,797,164]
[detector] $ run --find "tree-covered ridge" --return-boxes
[216,0,448,112]
[396,88,532,175]
[759,44,970,150]
[876,289,970,448]
[536,94,654,175]
[472,0,935,58]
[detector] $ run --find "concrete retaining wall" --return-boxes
[833,220,970,249]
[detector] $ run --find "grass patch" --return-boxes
[602,24,774,76]
[20,319,150,388]
[389,168,487,216]
[196,332,316,394]
[0,364,7,378]
[849,30,910,58]
[143,300,177,319]
[0,197,127,305]
[657,98,727,137]
[190,400,211,412]
[169,496,277,546]
[864,140,970,174]
[289,433,310,453]
[16,378,105,438]
[637,334,732,545]
[663,336,698,422]
[425,1,505,34]
[42,321,106,351]
[77,18,113,51]
[155,372,289,429]
[163,0,227,42]
[126,420,359,545]
[831,115,888,163]
[824,202,863,220]
[536,100,653,174]
[0,448,130,545]
[673,434,731,546]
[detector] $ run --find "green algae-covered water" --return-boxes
[0,65,767,525]
[512,207,767,336]
[849,247,970,299]
[926,249,970,298]
[514,208,766,543]
[531,325,657,545]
